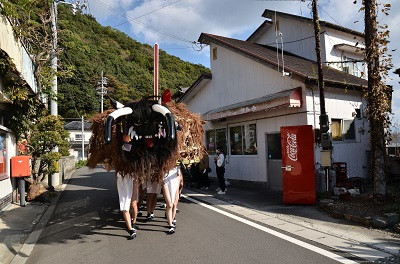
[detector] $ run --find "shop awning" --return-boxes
[334,43,364,53]
[203,87,302,121]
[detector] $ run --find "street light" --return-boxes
[50,0,87,116]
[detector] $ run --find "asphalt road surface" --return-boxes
[26,167,344,264]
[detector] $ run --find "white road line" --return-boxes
[182,194,358,264]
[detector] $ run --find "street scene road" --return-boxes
[26,167,343,264]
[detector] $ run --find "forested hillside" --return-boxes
[57,6,209,118]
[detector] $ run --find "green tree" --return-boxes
[30,115,70,184]
[56,6,209,117]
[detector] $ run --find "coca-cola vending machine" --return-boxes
[280,125,316,204]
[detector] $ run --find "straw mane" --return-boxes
[88,100,204,183]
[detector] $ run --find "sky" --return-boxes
[81,0,399,124]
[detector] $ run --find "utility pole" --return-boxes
[50,2,58,116]
[96,71,108,113]
[81,116,85,160]
[50,0,87,116]
[312,0,332,192]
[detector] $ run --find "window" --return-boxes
[331,119,356,141]
[205,128,226,155]
[230,126,243,155]
[206,130,216,154]
[267,133,281,159]
[75,134,82,141]
[341,55,365,78]
[243,124,257,155]
[229,124,257,155]
[343,120,355,140]
[212,47,217,60]
[0,133,7,181]
[216,128,227,154]
[331,119,342,141]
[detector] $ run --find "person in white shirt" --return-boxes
[162,166,182,234]
[106,163,138,240]
[214,148,226,194]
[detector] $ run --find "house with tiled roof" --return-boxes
[64,121,92,161]
[179,9,375,191]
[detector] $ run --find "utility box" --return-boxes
[11,156,32,177]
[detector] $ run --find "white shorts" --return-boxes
[163,167,180,203]
[143,180,161,194]
[116,174,138,211]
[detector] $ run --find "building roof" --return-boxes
[178,73,212,102]
[64,121,92,131]
[198,33,368,89]
[261,9,364,38]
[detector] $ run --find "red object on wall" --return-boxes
[11,156,32,177]
[280,125,316,204]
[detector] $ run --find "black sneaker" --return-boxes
[137,211,143,217]
[167,226,175,234]
[146,213,154,220]
[132,224,139,231]
[128,229,136,240]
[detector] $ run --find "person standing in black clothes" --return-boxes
[214,148,226,194]
[199,151,210,190]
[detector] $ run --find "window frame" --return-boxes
[205,128,227,155]
[75,134,83,142]
[331,118,356,142]
[228,123,258,156]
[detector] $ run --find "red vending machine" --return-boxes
[280,125,316,204]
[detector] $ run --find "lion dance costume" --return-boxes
[88,92,204,183]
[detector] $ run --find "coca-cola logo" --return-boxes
[286,132,298,161]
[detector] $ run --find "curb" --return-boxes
[318,202,400,232]
[10,170,74,264]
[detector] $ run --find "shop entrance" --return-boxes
[265,133,282,190]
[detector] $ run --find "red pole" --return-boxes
[154,43,159,99]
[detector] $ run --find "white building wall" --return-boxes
[305,87,370,178]
[252,16,366,80]
[254,16,320,62]
[323,29,366,76]
[205,109,308,183]
[0,131,16,201]
[188,43,305,115]
[68,130,92,143]
[68,130,92,160]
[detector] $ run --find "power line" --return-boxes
[91,0,196,44]
[318,5,342,27]
[264,31,325,46]
[113,0,182,28]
